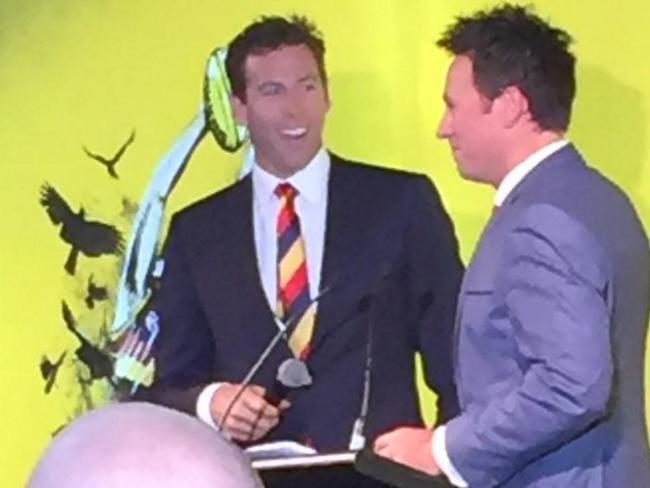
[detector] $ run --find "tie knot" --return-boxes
[275,182,298,200]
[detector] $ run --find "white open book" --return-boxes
[245,441,357,470]
[245,440,317,461]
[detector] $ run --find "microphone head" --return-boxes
[277,358,312,388]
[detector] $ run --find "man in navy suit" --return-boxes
[375,4,650,487]
[136,15,463,451]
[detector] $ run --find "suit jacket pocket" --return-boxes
[463,289,493,297]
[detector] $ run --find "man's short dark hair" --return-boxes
[437,4,575,131]
[226,15,327,101]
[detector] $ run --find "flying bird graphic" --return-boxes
[85,274,109,309]
[61,301,115,385]
[83,129,135,179]
[39,183,124,275]
[40,351,67,394]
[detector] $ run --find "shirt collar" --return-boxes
[252,147,330,204]
[494,139,569,206]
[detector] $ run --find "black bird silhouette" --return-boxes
[39,184,124,275]
[61,301,115,385]
[85,274,109,309]
[39,351,67,394]
[83,130,135,179]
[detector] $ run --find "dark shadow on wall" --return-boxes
[571,63,649,229]
[572,64,650,421]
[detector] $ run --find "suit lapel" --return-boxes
[454,143,586,371]
[312,155,364,348]
[191,177,291,357]
[501,143,584,210]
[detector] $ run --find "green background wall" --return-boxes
[1,1,648,485]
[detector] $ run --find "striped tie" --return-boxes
[275,183,315,359]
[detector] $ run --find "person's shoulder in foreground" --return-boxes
[28,402,262,488]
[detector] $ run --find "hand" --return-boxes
[210,383,290,442]
[374,427,441,476]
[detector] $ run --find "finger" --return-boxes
[247,385,267,397]
[240,388,270,410]
[236,413,278,443]
[244,386,291,412]
[247,407,279,432]
[222,417,256,441]
[226,406,265,438]
[250,416,280,441]
[374,443,390,455]
[247,386,291,411]
[373,431,395,451]
[228,402,280,438]
[244,403,281,424]
[225,408,279,441]
[374,445,395,460]
[241,393,281,419]
[226,426,252,442]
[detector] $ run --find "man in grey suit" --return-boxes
[374,4,650,487]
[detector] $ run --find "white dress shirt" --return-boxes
[196,148,331,428]
[432,139,569,487]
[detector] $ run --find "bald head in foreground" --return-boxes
[28,402,262,488]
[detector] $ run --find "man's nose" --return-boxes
[283,90,306,118]
[436,111,451,139]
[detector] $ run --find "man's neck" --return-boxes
[494,130,564,186]
[492,137,569,206]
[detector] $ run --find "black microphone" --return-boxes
[263,357,312,405]
[308,262,392,358]
[349,263,393,450]
[217,278,344,433]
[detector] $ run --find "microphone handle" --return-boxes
[263,381,289,406]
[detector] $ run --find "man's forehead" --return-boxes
[449,55,473,79]
[445,55,477,92]
[246,45,318,76]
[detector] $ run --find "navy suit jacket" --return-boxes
[136,154,463,450]
[447,145,650,487]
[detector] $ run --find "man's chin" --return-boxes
[264,157,312,178]
[457,165,489,185]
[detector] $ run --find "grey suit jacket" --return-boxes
[446,144,650,487]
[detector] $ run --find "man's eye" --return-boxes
[260,85,282,96]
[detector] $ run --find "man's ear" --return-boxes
[231,95,248,126]
[324,85,331,112]
[496,85,529,128]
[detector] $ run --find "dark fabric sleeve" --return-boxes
[406,175,464,424]
[131,215,217,416]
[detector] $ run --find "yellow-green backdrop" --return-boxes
[1,1,649,486]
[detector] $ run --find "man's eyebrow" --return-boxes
[297,74,319,83]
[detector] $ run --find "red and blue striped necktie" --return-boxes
[275,183,316,359]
